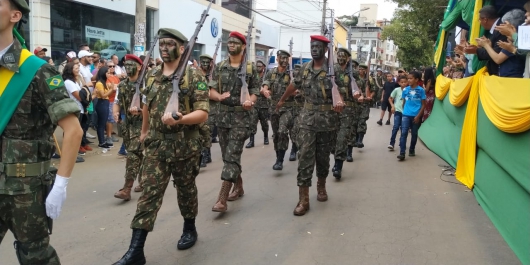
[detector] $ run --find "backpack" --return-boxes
[79,85,92,110]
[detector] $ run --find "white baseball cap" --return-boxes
[78,50,94,58]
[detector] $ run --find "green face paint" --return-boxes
[227,37,243,56]
[125,61,138,77]
[200,58,212,72]
[159,39,180,62]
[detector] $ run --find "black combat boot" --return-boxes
[245,134,255,148]
[273,150,285,170]
[200,150,207,168]
[264,132,269,145]
[346,146,354,162]
[113,229,148,265]
[333,159,344,180]
[206,148,212,163]
[177,218,198,250]
[289,144,298,161]
[357,133,365,148]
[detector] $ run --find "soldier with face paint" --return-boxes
[113,28,209,265]
[276,35,341,216]
[289,64,303,161]
[112,54,145,201]
[208,31,259,212]
[350,64,374,150]
[197,54,214,168]
[245,59,270,148]
[262,50,294,170]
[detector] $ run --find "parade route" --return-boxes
[1,108,520,265]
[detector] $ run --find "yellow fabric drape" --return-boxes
[449,76,473,107]
[480,76,530,133]
[436,74,452,99]
[469,0,483,45]
[455,68,485,189]
[434,29,447,68]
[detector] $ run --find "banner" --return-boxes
[85,26,131,61]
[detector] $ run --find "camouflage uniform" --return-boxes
[130,65,209,232]
[208,59,259,183]
[333,63,355,161]
[290,64,303,152]
[198,66,212,168]
[0,39,80,264]
[349,76,366,146]
[252,73,269,136]
[351,67,374,148]
[374,74,384,107]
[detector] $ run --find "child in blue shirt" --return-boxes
[398,71,426,161]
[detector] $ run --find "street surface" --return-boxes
[1,108,520,265]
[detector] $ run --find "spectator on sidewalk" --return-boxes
[377,73,399,126]
[388,76,408,150]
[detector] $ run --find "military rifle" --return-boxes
[239,17,254,104]
[208,37,222,82]
[365,45,373,100]
[348,55,360,96]
[263,50,274,79]
[327,12,343,108]
[167,0,213,120]
[288,38,294,82]
[130,35,160,111]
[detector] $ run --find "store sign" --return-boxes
[85,26,131,60]
[211,18,218,38]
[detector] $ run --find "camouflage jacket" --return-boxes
[116,78,143,152]
[294,60,339,132]
[0,39,80,195]
[356,75,375,100]
[262,67,294,104]
[334,64,355,103]
[207,59,260,128]
[142,65,209,161]
[374,75,385,89]
[255,72,269,109]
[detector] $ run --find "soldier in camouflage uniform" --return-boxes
[374,68,384,108]
[113,28,209,265]
[262,50,293,171]
[352,64,374,149]
[197,54,214,168]
[331,48,360,179]
[346,61,361,162]
[0,1,83,264]
[112,54,145,201]
[208,31,259,212]
[289,64,303,161]
[277,35,343,216]
[245,59,269,148]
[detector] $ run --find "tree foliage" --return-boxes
[381,0,448,69]
[337,15,359,27]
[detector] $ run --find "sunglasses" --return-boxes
[108,65,115,68]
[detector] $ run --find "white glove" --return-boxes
[45,175,69,220]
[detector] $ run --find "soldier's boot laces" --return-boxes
[289,144,298,161]
[316,177,328,202]
[227,175,244,201]
[357,133,365,148]
[206,148,212,163]
[212,181,233,212]
[114,179,134,201]
[273,150,285,170]
[293,186,310,216]
[346,146,354,162]
[112,229,148,265]
[245,134,255,148]
[264,132,269,145]
[333,160,343,180]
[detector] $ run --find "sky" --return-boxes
[328,0,398,20]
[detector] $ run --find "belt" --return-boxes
[303,103,333,111]
[345,101,355,107]
[0,161,51,177]
[219,105,246,112]
[128,120,143,127]
[150,130,200,140]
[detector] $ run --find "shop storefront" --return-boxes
[255,20,279,66]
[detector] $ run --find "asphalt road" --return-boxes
[0,108,521,265]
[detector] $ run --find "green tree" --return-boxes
[381,0,447,69]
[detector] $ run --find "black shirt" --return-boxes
[382,81,400,100]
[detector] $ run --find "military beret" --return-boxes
[310,35,330,44]
[294,64,302,69]
[125,54,143,65]
[229,31,246,45]
[158,28,188,43]
[199,54,213,60]
[359,64,368,69]
[337,47,351,57]
[276,49,291,57]
[10,0,30,14]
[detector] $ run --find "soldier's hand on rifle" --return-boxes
[261,86,271,98]
[162,112,182,126]
[358,95,364,103]
[45,175,69,220]
[353,91,361,99]
[129,106,141,116]
[242,100,254,111]
[276,100,284,112]
[333,102,345,113]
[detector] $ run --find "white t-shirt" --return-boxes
[65,80,84,114]
[79,63,93,90]
[0,41,14,61]
[115,65,126,76]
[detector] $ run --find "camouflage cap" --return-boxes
[10,0,30,14]
[351,60,359,66]
[359,64,368,69]
[294,64,302,69]
[199,54,213,60]
[157,28,188,43]
[256,59,265,65]
[277,49,291,57]
[337,47,351,57]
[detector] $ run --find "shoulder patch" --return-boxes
[197,82,208,91]
[46,75,65,90]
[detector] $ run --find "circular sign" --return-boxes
[211,18,219,38]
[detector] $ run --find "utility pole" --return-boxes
[321,0,327,35]
[134,0,146,56]
[348,26,351,52]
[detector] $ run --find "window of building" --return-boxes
[145,8,155,52]
[222,0,252,19]
[351,40,357,44]
[371,40,376,47]
[386,54,389,61]
[220,30,230,60]
[191,43,204,63]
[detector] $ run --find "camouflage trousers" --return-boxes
[130,154,200,232]
[218,127,251,183]
[250,107,269,135]
[124,150,144,182]
[290,106,302,147]
[351,102,371,137]
[270,108,294,151]
[0,186,60,265]
[199,123,212,149]
[334,105,355,160]
[297,128,336,187]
